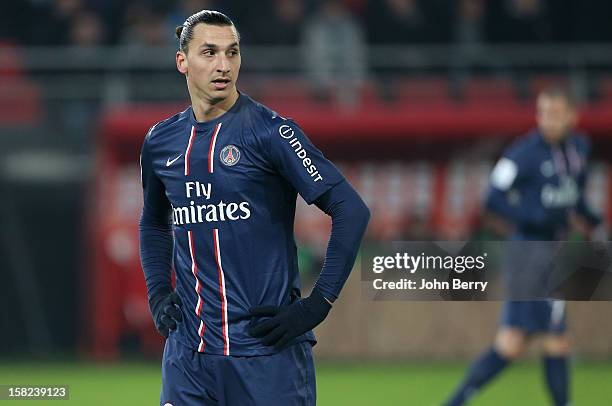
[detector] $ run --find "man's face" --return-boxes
[536,94,577,144]
[176,23,241,103]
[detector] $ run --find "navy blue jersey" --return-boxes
[486,130,599,240]
[140,93,344,355]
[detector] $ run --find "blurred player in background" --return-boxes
[139,10,369,406]
[445,86,601,406]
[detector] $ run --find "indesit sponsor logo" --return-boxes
[278,124,323,182]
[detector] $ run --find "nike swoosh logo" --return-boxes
[166,154,182,166]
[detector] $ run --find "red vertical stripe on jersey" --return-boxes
[188,230,205,352]
[213,228,230,355]
[197,321,205,353]
[184,125,196,176]
[208,123,222,174]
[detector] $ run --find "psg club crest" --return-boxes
[220,145,240,166]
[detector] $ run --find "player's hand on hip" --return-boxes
[248,288,332,348]
[150,291,183,338]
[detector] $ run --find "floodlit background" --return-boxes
[2,0,612,404]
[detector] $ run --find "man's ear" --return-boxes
[176,51,188,75]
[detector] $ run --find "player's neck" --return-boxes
[191,90,239,123]
[540,131,569,146]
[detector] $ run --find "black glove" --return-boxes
[248,288,332,348]
[149,291,183,338]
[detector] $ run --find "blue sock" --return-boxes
[544,356,569,406]
[445,348,509,406]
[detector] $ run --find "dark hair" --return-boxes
[175,10,239,52]
[539,85,577,108]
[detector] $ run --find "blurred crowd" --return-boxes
[2,0,612,48]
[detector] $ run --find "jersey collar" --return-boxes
[188,92,244,131]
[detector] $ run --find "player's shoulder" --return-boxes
[503,131,540,161]
[570,131,591,153]
[144,108,190,144]
[240,93,296,137]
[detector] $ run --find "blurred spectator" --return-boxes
[250,0,306,45]
[70,11,105,47]
[301,0,366,107]
[120,3,171,47]
[57,10,106,136]
[450,0,488,94]
[453,0,486,48]
[365,0,433,44]
[84,0,126,44]
[25,0,83,45]
[343,0,367,15]
[507,0,551,42]
[167,0,218,37]
[3,0,612,47]
[489,0,552,43]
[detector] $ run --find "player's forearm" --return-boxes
[486,189,568,235]
[140,135,175,302]
[485,188,521,224]
[575,198,601,227]
[486,188,543,228]
[575,170,601,227]
[139,212,174,302]
[313,180,370,302]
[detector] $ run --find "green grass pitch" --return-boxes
[1,361,611,405]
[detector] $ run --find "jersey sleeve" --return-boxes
[574,137,601,226]
[485,141,533,223]
[139,131,174,301]
[140,135,172,223]
[312,180,370,301]
[489,142,528,192]
[266,119,345,204]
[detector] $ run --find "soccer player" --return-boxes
[138,10,370,406]
[444,86,601,406]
